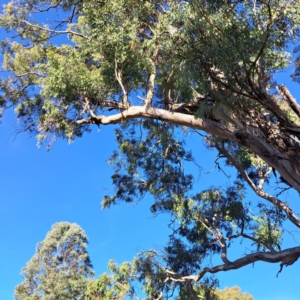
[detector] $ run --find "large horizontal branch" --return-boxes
[76,106,237,141]
[76,105,300,192]
[167,246,300,283]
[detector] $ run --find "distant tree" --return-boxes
[14,222,95,300]
[85,260,135,300]
[215,286,253,300]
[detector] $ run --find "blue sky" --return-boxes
[1,2,300,299]
[1,106,300,300]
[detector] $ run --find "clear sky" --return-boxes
[1,2,300,299]
[1,108,300,300]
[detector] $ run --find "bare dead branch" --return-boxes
[258,166,273,190]
[278,84,300,119]
[15,72,46,78]
[240,233,276,252]
[199,218,231,264]
[114,56,129,108]
[34,0,62,12]
[23,20,87,39]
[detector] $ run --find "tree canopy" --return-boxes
[14,222,94,300]
[2,0,300,298]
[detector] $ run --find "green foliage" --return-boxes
[253,216,283,251]
[103,120,194,208]
[1,0,300,143]
[14,222,94,300]
[85,262,133,300]
[85,255,168,300]
[86,259,253,300]
[214,286,254,300]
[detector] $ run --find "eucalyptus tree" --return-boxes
[14,222,94,300]
[2,0,300,298]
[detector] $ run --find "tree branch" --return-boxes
[76,106,237,140]
[240,233,275,252]
[165,246,300,283]
[115,56,129,108]
[258,166,273,190]
[163,69,174,109]
[97,100,127,110]
[215,142,300,228]
[23,20,87,39]
[278,84,300,119]
[76,102,300,192]
[145,48,159,107]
